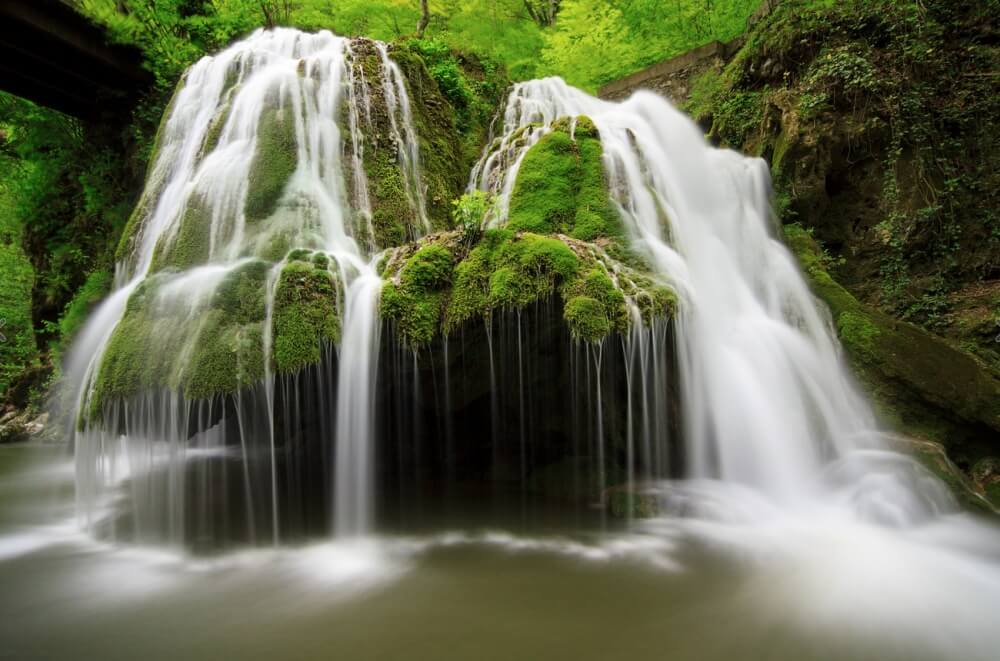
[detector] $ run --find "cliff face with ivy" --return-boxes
[673,0,1000,486]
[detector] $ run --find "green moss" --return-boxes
[401,244,453,289]
[513,233,580,280]
[271,261,341,373]
[380,281,443,346]
[88,260,277,413]
[181,311,265,399]
[785,222,1000,460]
[212,259,269,323]
[150,198,212,271]
[564,296,611,342]
[367,151,412,248]
[582,268,629,333]
[89,278,185,413]
[382,228,674,347]
[507,117,621,241]
[198,98,232,161]
[445,231,507,329]
[508,131,578,234]
[115,193,151,265]
[312,252,330,270]
[837,310,881,363]
[390,45,468,231]
[571,134,622,241]
[59,269,112,346]
[379,244,454,345]
[245,107,297,223]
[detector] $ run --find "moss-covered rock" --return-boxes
[88,259,276,415]
[350,38,499,248]
[379,243,454,345]
[245,107,298,223]
[564,296,611,342]
[271,261,341,374]
[380,229,675,347]
[150,196,212,271]
[86,36,511,421]
[786,223,1000,467]
[507,116,622,241]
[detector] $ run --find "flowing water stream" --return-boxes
[3,28,1000,660]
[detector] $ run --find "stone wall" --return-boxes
[597,39,741,103]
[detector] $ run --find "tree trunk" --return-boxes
[416,0,430,38]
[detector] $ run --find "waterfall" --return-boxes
[64,29,432,546]
[472,77,950,523]
[65,29,964,550]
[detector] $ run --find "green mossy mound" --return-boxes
[88,251,345,416]
[89,260,274,415]
[150,196,212,271]
[271,259,341,373]
[507,116,622,241]
[245,107,298,223]
[380,230,675,347]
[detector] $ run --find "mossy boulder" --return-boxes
[507,116,622,241]
[88,252,344,417]
[150,196,212,271]
[271,259,341,373]
[86,36,511,423]
[245,107,298,223]
[88,260,273,415]
[380,230,675,347]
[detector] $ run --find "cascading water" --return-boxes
[64,29,434,545]
[66,27,982,543]
[472,77,939,522]
[5,20,1000,659]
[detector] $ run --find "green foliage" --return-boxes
[407,38,475,118]
[0,171,38,397]
[0,93,134,381]
[452,190,495,244]
[541,0,760,91]
[57,270,113,349]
